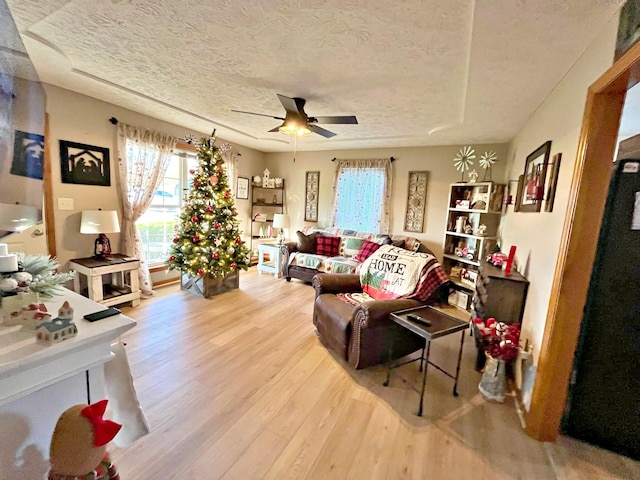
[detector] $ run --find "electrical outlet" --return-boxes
[58,198,74,210]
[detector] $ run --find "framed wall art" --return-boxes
[403,171,428,232]
[518,140,551,212]
[236,176,249,199]
[545,153,562,212]
[305,171,320,222]
[60,140,111,186]
[11,130,45,180]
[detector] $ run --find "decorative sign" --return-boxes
[59,140,111,186]
[404,171,428,232]
[11,131,44,180]
[305,171,319,222]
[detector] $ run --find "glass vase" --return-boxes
[478,355,506,403]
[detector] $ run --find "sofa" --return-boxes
[281,226,426,283]
[312,245,451,369]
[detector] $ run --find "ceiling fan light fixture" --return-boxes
[278,122,311,137]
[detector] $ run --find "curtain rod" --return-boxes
[331,156,395,162]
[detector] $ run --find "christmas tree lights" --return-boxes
[166,137,250,278]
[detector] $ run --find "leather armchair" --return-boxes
[313,273,428,369]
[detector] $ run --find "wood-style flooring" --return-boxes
[111,267,640,479]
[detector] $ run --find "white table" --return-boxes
[70,254,141,307]
[0,288,137,477]
[257,243,283,278]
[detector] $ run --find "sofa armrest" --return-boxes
[312,274,362,296]
[354,299,424,330]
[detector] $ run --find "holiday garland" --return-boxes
[166,138,250,278]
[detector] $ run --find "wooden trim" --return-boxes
[149,264,168,274]
[43,113,56,257]
[152,277,180,288]
[523,41,634,441]
[175,141,197,153]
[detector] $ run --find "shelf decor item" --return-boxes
[479,151,498,181]
[403,171,428,233]
[453,146,476,182]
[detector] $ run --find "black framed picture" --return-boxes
[519,141,552,213]
[60,140,111,186]
[236,176,249,199]
[11,130,45,179]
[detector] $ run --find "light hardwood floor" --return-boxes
[111,268,639,479]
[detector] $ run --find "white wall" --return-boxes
[44,85,265,271]
[501,15,619,364]
[264,144,508,257]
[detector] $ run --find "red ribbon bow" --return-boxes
[80,399,122,447]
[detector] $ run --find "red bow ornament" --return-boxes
[81,399,122,447]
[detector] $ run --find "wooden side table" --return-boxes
[69,254,141,307]
[385,306,469,416]
[257,243,283,278]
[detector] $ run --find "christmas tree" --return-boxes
[166,136,250,279]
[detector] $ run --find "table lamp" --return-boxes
[80,209,120,259]
[272,213,290,245]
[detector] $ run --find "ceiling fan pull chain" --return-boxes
[293,135,297,163]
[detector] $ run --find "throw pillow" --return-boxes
[355,240,381,262]
[339,236,365,257]
[316,235,341,257]
[296,231,318,254]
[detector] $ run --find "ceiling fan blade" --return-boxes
[268,125,281,132]
[308,124,337,138]
[231,109,285,121]
[309,115,358,125]
[277,94,306,116]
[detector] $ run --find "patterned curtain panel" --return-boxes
[219,144,237,196]
[116,123,177,295]
[330,158,392,233]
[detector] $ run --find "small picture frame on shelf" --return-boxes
[455,199,470,209]
[449,290,470,310]
[460,268,478,287]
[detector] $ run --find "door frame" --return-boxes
[524,40,640,440]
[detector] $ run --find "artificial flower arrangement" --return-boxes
[0,254,75,299]
[473,317,520,362]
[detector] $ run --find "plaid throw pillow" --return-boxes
[355,240,381,262]
[316,235,341,257]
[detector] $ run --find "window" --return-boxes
[332,159,392,233]
[136,150,198,266]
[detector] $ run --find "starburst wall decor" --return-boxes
[479,151,498,181]
[453,146,475,182]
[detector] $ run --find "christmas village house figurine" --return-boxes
[36,301,77,345]
[1,290,40,325]
[6,302,52,329]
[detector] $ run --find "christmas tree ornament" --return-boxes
[212,252,219,259]
[210,175,219,185]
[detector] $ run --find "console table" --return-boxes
[70,254,141,307]
[0,288,137,476]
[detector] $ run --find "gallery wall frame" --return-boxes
[60,140,111,186]
[11,130,45,180]
[403,170,429,232]
[305,171,320,222]
[518,140,552,213]
[544,153,562,212]
[236,176,249,199]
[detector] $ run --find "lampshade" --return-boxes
[272,214,290,229]
[0,203,40,232]
[80,210,120,234]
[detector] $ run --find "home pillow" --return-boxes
[316,235,341,257]
[355,240,381,263]
[296,231,318,254]
[339,236,365,257]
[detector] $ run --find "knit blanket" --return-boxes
[359,245,449,301]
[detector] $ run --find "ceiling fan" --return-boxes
[231,94,358,138]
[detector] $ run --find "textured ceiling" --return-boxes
[5,0,624,152]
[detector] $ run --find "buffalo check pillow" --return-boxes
[355,240,381,262]
[316,235,341,257]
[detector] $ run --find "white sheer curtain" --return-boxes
[116,123,177,295]
[219,144,238,196]
[330,158,392,233]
